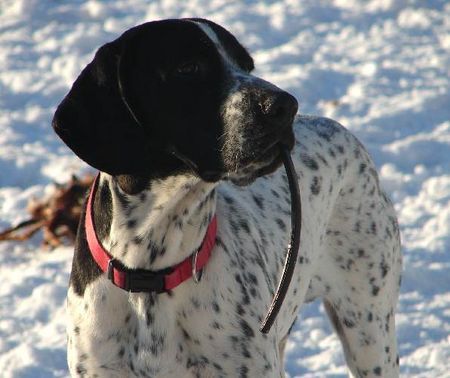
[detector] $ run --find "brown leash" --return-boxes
[260,145,302,334]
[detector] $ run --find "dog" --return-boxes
[53,18,402,377]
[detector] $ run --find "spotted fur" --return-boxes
[54,18,402,378]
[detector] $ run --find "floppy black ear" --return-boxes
[52,29,152,175]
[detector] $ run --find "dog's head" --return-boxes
[53,18,298,187]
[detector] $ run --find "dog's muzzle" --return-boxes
[221,81,298,184]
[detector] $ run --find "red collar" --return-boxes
[85,174,217,293]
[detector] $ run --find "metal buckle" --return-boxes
[191,249,203,284]
[107,259,115,283]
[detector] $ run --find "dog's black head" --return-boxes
[53,18,298,188]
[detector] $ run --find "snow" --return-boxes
[1,0,449,376]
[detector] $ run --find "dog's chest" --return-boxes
[67,176,297,377]
[68,284,200,376]
[68,259,287,377]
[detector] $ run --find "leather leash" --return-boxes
[260,145,302,334]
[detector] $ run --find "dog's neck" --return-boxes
[95,173,217,271]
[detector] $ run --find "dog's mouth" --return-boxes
[226,128,295,186]
[186,124,295,186]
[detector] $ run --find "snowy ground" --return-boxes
[1,0,449,377]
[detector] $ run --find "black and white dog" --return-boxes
[53,18,402,378]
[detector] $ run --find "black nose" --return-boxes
[260,91,298,126]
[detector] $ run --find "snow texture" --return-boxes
[1,0,449,377]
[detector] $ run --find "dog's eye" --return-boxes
[175,62,200,77]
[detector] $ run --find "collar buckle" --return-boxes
[125,269,166,293]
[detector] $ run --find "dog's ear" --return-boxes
[116,29,157,133]
[52,28,154,175]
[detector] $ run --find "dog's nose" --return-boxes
[260,91,298,127]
